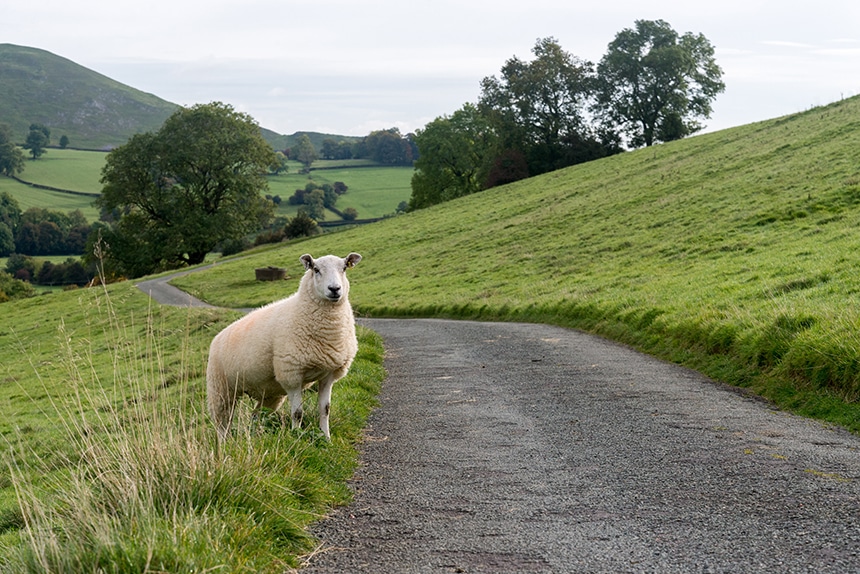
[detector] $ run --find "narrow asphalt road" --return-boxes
[137,275,860,573]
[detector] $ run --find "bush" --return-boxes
[220,237,252,256]
[0,270,35,302]
[284,211,319,239]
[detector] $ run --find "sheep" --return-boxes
[206,252,362,441]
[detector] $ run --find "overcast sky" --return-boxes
[6,0,860,137]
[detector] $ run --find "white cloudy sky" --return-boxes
[5,0,860,137]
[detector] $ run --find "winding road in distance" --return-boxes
[138,271,860,573]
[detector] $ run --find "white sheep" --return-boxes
[206,252,362,441]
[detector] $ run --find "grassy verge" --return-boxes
[173,97,860,434]
[0,282,385,571]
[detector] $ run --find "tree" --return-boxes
[59,135,70,149]
[284,210,319,239]
[321,139,353,160]
[479,37,611,176]
[0,192,22,235]
[362,129,414,165]
[96,102,276,277]
[304,189,326,221]
[269,151,288,174]
[0,125,25,176]
[594,19,725,147]
[293,134,318,171]
[409,103,496,209]
[0,222,13,257]
[24,123,50,159]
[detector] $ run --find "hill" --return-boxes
[0,44,179,149]
[0,44,357,151]
[173,95,860,432]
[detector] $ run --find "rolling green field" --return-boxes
[1,150,412,222]
[267,165,412,220]
[174,96,860,433]
[14,149,105,193]
[0,176,100,221]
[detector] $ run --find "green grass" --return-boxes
[0,176,100,221]
[1,152,411,223]
[16,149,105,193]
[0,281,385,570]
[267,163,412,220]
[174,96,860,433]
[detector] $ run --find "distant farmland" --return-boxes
[2,149,413,222]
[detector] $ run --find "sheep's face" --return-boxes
[300,253,362,303]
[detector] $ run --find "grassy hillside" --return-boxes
[174,95,860,432]
[0,44,178,150]
[0,282,385,570]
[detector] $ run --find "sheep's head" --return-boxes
[300,253,362,303]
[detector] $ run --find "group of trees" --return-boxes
[410,20,725,209]
[5,253,91,286]
[287,181,350,221]
[0,193,95,258]
[290,129,417,168]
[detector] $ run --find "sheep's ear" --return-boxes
[300,254,314,270]
[345,252,362,268]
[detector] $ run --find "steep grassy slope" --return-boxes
[0,44,178,149]
[174,96,860,431]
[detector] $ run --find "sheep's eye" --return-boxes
[313,266,320,274]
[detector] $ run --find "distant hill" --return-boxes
[0,44,358,151]
[0,44,178,150]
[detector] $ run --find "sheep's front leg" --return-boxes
[317,374,336,441]
[286,386,304,430]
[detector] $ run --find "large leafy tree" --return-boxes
[479,37,613,177]
[409,103,496,209]
[595,19,725,148]
[0,125,26,176]
[96,102,276,277]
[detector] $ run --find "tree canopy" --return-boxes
[24,123,50,160]
[0,125,26,176]
[595,19,725,147]
[410,104,495,210]
[95,102,276,277]
[479,37,611,175]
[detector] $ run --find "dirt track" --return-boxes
[137,275,860,573]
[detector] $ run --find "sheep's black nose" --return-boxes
[328,286,341,297]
